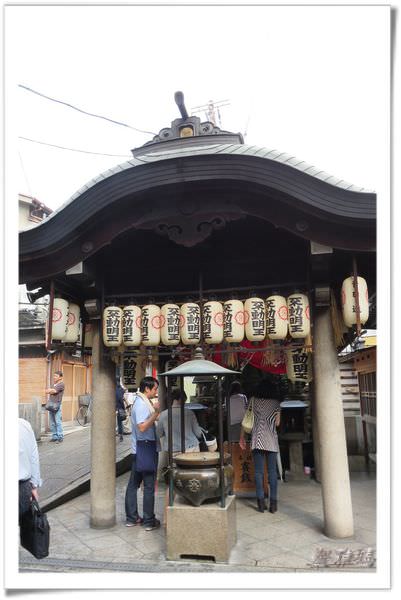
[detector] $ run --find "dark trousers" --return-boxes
[252,449,278,501]
[19,480,32,525]
[125,454,158,526]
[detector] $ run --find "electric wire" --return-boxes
[18,136,131,158]
[18,84,157,136]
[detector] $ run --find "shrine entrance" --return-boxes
[20,93,376,540]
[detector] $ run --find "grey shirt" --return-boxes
[157,407,202,452]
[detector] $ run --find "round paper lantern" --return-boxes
[180,303,201,345]
[51,298,69,340]
[223,299,245,343]
[244,297,266,341]
[123,305,141,346]
[103,306,123,347]
[62,303,80,343]
[203,301,224,345]
[285,346,313,383]
[341,276,369,327]
[265,295,288,340]
[287,293,310,339]
[141,304,161,346]
[160,304,181,346]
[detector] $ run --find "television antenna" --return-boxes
[191,99,230,127]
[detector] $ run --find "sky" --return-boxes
[6,3,389,212]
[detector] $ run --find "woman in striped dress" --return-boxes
[240,379,281,513]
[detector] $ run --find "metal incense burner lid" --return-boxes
[174,452,231,468]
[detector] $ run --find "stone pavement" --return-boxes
[37,423,132,510]
[20,448,377,573]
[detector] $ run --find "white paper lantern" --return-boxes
[224,299,245,343]
[123,305,141,346]
[341,276,369,327]
[287,293,310,339]
[203,301,224,345]
[62,303,80,343]
[244,297,266,341]
[51,298,69,340]
[265,295,288,340]
[180,303,201,345]
[285,346,313,382]
[103,306,123,347]
[160,304,181,346]
[141,305,161,346]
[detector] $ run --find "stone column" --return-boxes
[312,307,354,538]
[90,322,116,528]
[310,381,321,483]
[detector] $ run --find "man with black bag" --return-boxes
[45,370,65,443]
[19,418,49,559]
[124,376,160,531]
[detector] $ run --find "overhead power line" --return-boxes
[18,84,157,136]
[18,136,131,158]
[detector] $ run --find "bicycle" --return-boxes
[76,394,92,427]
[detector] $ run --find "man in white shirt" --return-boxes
[19,418,42,523]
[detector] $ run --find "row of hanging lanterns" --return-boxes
[102,293,311,348]
[51,298,81,343]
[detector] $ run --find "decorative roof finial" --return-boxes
[174,91,189,120]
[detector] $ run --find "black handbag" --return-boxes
[20,499,50,559]
[136,440,158,473]
[117,407,127,419]
[45,399,60,413]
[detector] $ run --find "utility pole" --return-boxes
[191,99,230,127]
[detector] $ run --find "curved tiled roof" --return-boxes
[41,142,374,226]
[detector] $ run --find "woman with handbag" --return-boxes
[240,378,281,514]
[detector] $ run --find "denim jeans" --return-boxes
[252,449,278,501]
[49,408,63,440]
[125,454,158,526]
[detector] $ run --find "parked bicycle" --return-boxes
[76,394,92,427]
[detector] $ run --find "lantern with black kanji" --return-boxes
[51,298,69,340]
[285,345,313,383]
[341,276,369,327]
[123,305,141,347]
[141,304,161,346]
[265,295,288,340]
[160,303,181,346]
[103,306,123,347]
[223,299,245,343]
[62,303,80,343]
[203,300,224,345]
[244,297,266,341]
[180,302,201,345]
[287,293,310,339]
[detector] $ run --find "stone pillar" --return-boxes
[312,307,354,538]
[310,381,321,483]
[90,322,116,528]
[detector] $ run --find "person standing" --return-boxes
[45,370,65,443]
[116,381,126,443]
[19,418,42,525]
[156,388,202,454]
[125,376,160,531]
[239,378,281,514]
[228,380,248,443]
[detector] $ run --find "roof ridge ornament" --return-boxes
[132,92,244,157]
